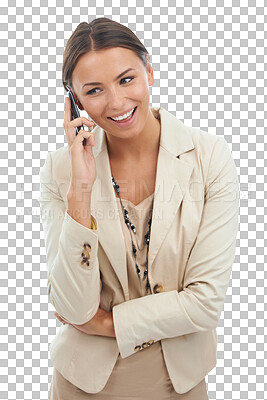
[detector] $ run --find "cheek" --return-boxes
[85,100,105,120]
[84,82,149,119]
[130,83,149,99]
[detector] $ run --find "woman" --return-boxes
[38,17,239,399]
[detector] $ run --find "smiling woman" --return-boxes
[64,46,160,165]
[39,15,238,400]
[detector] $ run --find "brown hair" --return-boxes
[62,17,149,92]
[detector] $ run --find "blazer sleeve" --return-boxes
[112,136,239,359]
[38,151,102,325]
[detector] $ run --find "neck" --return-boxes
[105,108,161,163]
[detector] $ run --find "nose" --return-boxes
[107,87,125,110]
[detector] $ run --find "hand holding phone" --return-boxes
[67,90,87,146]
[63,91,96,190]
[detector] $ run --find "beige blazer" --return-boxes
[38,106,239,394]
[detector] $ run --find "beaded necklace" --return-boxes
[112,176,153,294]
[110,108,160,295]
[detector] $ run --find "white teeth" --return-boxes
[111,107,135,121]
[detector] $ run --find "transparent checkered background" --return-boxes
[0,1,266,399]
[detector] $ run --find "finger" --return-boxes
[73,130,95,146]
[63,98,73,147]
[69,117,95,130]
[64,96,72,124]
[54,311,62,320]
[54,312,66,324]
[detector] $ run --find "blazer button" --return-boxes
[147,339,154,346]
[81,243,92,268]
[153,284,163,294]
[81,243,91,267]
[142,342,150,349]
[84,243,91,251]
[134,345,141,352]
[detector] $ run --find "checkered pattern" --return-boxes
[0,1,265,399]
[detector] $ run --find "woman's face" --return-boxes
[71,47,154,140]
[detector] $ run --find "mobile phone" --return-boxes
[67,90,86,146]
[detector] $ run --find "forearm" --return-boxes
[44,189,100,323]
[39,151,100,325]
[105,311,116,338]
[95,309,116,338]
[55,307,116,338]
[67,183,93,229]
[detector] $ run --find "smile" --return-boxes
[108,106,137,127]
[109,107,136,121]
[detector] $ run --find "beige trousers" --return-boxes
[49,367,209,400]
[49,339,209,400]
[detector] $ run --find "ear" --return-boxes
[145,53,154,86]
[72,91,84,110]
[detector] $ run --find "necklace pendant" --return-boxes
[136,265,141,281]
[130,224,136,233]
[143,268,148,280]
[145,279,150,294]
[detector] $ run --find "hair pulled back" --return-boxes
[62,17,149,92]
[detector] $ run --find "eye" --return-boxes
[86,88,100,95]
[86,77,134,95]
[120,76,134,84]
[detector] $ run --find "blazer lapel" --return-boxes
[90,107,195,301]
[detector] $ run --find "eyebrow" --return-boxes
[82,68,137,89]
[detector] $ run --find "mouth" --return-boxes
[107,106,137,126]
[108,106,137,122]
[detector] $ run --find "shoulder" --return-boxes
[185,122,229,158]
[172,111,232,161]
[187,125,237,187]
[168,115,235,184]
[41,145,70,181]
[159,107,229,162]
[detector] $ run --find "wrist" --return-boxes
[67,198,93,230]
[104,311,116,338]
[67,182,93,202]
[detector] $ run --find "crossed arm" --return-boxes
[39,136,239,358]
[54,307,115,337]
[38,151,115,337]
